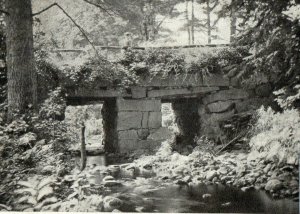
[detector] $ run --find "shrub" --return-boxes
[249,107,300,165]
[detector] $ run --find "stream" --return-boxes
[75,155,299,213]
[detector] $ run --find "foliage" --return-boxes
[225,0,300,105]
[194,136,216,156]
[39,87,66,120]
[14,176,57,211]
[63,47,247,89]
[249,107,300,164]
[35,53,61,103]
[274,84,300,109]
[119,48,186,77]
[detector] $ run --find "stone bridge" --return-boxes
[65,45,274,154]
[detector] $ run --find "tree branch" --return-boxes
[209,0,219,12]
[82,0,115,16]
[212,16,221,28]
[154,5,176,32]
[32,3,101,59]
[32,3,57,16]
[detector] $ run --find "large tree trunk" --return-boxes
[191,0,195,44]
[230,0,237,43]
[5,0,37,120]
[206,0,211,44]
[185,0,191,45]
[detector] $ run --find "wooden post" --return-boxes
[80,122,87,171]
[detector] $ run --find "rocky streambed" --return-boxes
[62,144,299,213]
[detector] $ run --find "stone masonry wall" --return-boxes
[115,98,162,153]
[198,83,274,142]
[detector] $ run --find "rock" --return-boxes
[236,164,246,176]
[103,196,123,212]
[218,167,228,175]
[221,202,231,207]
[212,177,218,183]
[104,180,122,187]
[206,170,218,181]
[202,193,212,200]
[265,179,283,192]
[142,163,152,170]
[41,165,55,174]
[103,176,115,182]
[286,155,298,165]
[175,179,188,186]
[57,168,68,177]
[241,186,254,192]
[19,132,37,145]
[35,139,46,146]
[292,190,299,196]
[183,175,192,183]
[206,101,235,113]
[263,164,272,173]
[289,180,298,189]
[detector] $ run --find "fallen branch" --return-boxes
[215,130,247,155]
[32,3,101,59]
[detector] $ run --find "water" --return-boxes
[80,155,299,213]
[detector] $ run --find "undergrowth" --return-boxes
[249,107,300,165]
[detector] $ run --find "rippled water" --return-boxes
[78,155,299,213]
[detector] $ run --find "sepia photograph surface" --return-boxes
[0,0,299,213]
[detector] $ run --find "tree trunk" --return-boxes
[185,0,191,45]
[5,0,37,120]
[206,0,211,44]
[230,0,237,43]
[191,0,195,44]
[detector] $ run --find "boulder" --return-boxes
[206,170,218,181]
[206,101,235,113]
[41,165,55,174]
[104,180,122,187]
[103,176,115,182]
[265,179,283,192]
[103,196,123,212]
[19,132,37,145]
[202,193,212,200]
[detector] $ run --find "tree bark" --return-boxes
[206,0,211,44]
[191,0,195,44]
[5,0,37,119]
[230,0,237,43]
[185,0,191,45]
